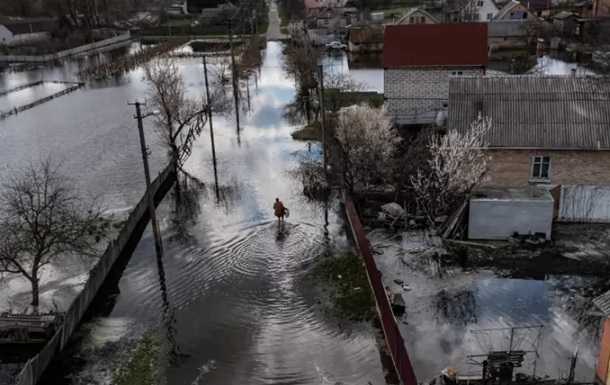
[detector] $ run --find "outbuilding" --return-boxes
[468,187,554,240]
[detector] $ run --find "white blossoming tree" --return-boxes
[410,115,492,226]
[335,105,402,192]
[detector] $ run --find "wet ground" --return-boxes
[368,229,608,384]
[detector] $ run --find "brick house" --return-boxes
[384,23,488,126]
[448,76,610,222]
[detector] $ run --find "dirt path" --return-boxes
[266,1,288,41]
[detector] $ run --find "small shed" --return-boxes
[468,187,554,240]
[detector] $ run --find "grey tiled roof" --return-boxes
[448,76,610,149]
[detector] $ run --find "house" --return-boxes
[594,292,610,385]
[384,23,488,126]
[0,17,57,46]
[395,8,440,24]
[444,0,499,21]
[348,25,383,52]
[488,20,528,50]
[448,76,610,222]
[526,0,553,16]
[494,0,537,20]
[552,11,579,36]
[304,0,348,16]
[593,0,610,15]
[466,0,500,21]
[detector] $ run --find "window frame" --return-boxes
[530,155,551,182]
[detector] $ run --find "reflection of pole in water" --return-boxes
[203,56,220,201]
[246,76,251,112]
[155,245,181,365]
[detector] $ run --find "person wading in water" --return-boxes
[273,198,287,224]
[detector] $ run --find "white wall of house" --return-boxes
[384,67,485,124]
[463,0,499,21]
[0,25,14,45]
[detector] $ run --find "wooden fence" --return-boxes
[343,194,418,385]
[13,162,176,385]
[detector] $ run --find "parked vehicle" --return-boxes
[325,41,346,50]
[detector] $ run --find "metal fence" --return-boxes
[13,162,177,385]
[343,194,418,385]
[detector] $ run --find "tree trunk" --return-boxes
[31,277,39,312]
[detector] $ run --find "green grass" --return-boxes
[311,253,376,322]
[113,333,162,385]
[292,121,322,141]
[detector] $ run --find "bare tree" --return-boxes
[335,105,402,192]
[283,37,322,123]
[0,160,106,311]
[410,115,491,226]
[144,58,210,172]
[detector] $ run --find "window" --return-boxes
[477,0,484,6]
[409,16,415,23]
[487,12,493,20]
[531,156,551,181]
[451,71,463,76]
[420,16,426,23]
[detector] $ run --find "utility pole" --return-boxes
[203,56,220,200]
[130,101,164,259]
[318,65,327,177]
[228,19,241,135]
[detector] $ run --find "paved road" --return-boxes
[266,1,289,41]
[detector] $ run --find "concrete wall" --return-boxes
[384,67,484,124]
[469,198,554,239]
[14,163,176,385]
[484,149,610,187]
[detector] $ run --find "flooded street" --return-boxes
[0,32,605,385]
[8,41,387,385]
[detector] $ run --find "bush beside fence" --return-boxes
[13,162,177,385]
[343,194,418,385]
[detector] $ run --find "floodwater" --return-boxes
[369,229,608,384]
[1,41,386,385]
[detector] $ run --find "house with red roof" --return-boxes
[383,23,488,126]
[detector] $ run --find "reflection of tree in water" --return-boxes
[551,275,609,337]
[435,288,478,326]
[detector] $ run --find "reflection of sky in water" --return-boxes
[321,52,384,92]
[530,56,596,76]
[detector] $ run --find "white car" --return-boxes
[325,41,346,50]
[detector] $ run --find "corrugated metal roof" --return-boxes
[383,24,488,68]
[448,76,610,149]
[594,291,610,317]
